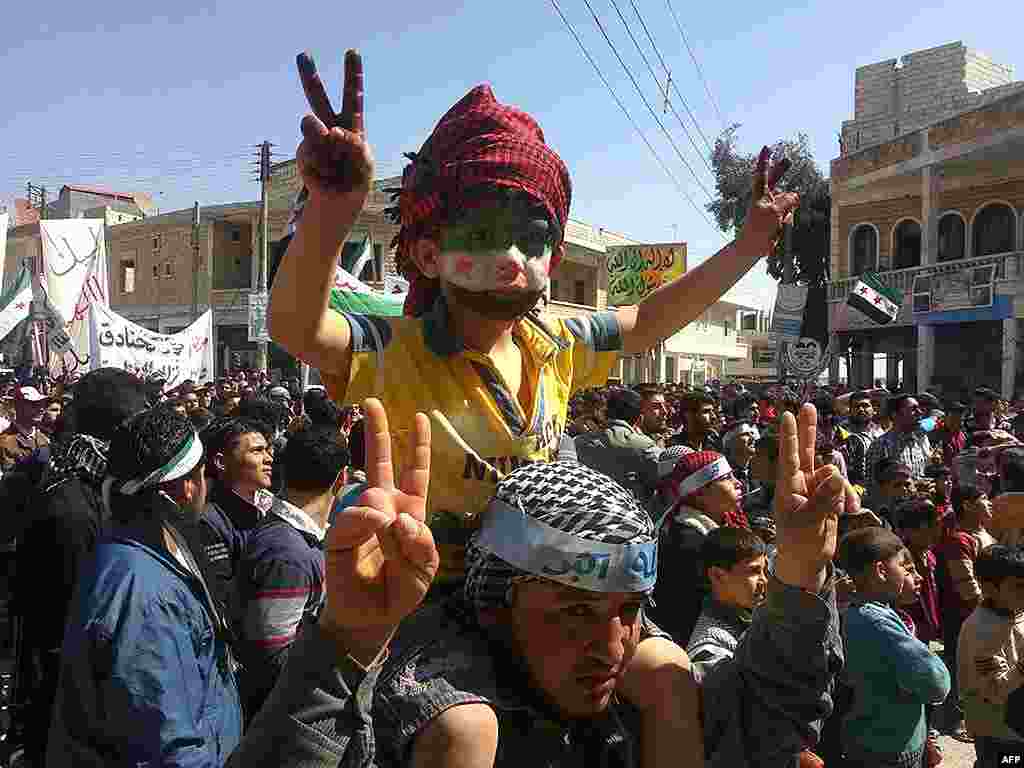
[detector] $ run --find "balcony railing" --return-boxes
[827,251,1022,303]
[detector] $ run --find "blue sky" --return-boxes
[2,0,1019,307]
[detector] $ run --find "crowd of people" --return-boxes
[2,47,1024,768]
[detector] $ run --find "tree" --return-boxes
[708,125,830,286]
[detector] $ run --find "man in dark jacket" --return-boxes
[48,405,243,766]
[574,388,661,499]
[198,416,275,619]
[14,368,148,765]
[232,424,345,721]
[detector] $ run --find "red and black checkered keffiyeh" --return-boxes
[384,85,572,316]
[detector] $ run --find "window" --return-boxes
[753,348,776,368]
[665,356,676,383]
[741,312,758,332]
[573,280,586,305]
[973,203,1016,257]
[850,225,877,276]
[892,220,921,270]
[723,320,731,336]
[230,228,241,243]
[938,213,966,262]
[120,260,136,294]
[550,280,560,300]
[152,235,161,251]
[164,262,174,277]
[152,264,159,279]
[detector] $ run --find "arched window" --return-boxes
[850,225,877,276]
[938,213,966,262]
[973,203,1016,257]
[892,219,921,270]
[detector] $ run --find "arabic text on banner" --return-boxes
[88,304,215,386]
[39,219,110,371]
[605,243,687,306]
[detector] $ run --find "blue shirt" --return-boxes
[841,599,950,757]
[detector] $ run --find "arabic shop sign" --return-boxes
[912,264,996,314]
[606,242,687,306]
[88,303,215,385]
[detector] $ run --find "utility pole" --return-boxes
[26,183,48,373]
[191,202,200,321]
[255,141,272,373]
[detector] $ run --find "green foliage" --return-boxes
[707,125,830,286]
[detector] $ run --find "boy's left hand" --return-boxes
[738,146,800,257]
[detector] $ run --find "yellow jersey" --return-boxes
[323,298,622,583]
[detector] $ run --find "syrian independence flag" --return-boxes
[0,267,32,343]
[329,265,405,317]
[848,271,901,325]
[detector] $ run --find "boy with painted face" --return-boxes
[270,49,799,763]
[271,50,797,582]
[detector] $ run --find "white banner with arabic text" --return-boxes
[88,304,214,386]
[39,219,110,372]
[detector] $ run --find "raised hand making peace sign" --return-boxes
[773,404,860,593]
[320,398,438,665]
[295,50,375,207]
[738,146,800,257]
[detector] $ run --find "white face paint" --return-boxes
[437,246,552,294]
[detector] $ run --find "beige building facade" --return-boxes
[830,45,1024,399]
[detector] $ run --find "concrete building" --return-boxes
[617,299,772,386]
[829,45,1024,399]
[841,41,1024,154]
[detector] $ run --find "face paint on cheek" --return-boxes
[439,247,551,293]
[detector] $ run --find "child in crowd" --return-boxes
[685,527,768,681]
[651,450,744,644]
[896,499,945,645]
[838,527,950,768]
[937,486,997,742]
[871,460,915,528]
[925,463,956,533]
[957,544,1024,767]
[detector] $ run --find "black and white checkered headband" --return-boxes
[465,461,656,614]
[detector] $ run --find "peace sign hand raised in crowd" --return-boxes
[320,398,438,666]
[295,50,375,209]
[773,404,860,593]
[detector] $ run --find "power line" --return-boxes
[664,0,726,130]
[607,0,714,174]
[580,0,715,202]
[548,0,719,234]
[626,0,715,157]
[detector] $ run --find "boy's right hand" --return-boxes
[296,50,375,210]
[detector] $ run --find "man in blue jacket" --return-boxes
[48,405,243,767]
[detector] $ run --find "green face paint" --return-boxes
[441,202,555,261]
[438,201,555,295]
